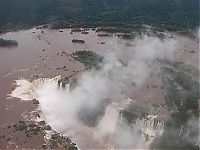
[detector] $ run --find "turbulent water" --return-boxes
[0,26,199,149]
[9,35,178,149]
[11,76,164,149]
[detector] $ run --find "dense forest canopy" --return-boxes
[0,0,199,32]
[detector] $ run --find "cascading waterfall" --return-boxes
[10,76,165,149]
[134,115,164,144]
[11,76,164,148]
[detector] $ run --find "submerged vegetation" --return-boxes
[0,38,18,47]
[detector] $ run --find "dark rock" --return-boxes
[61,51,68,55]
[42,144,47,149]
[81,31,89,34]
[49,140,58,149]
[32,74,39,78]
[51,134,59,140]
[36,27,42,29]
[38,121,45,125]
[98,42,105,44]
[44,125,51,131]
[58,76,77,90]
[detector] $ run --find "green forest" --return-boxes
[0,0,199,33]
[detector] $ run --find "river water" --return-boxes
[0,28,198,149]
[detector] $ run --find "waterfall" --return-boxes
[10,77,165,149]
[178,126,184,136]
[133,115,164,145]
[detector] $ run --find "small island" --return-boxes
[97,33,111,37]
[0,38,18,47]
[72,39,85,44]
[71,50,103,68]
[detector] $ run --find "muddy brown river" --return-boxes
[0,28,199,149]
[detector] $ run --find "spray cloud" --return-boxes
[11,35,177,149]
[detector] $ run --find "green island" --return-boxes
[71,50,103,69]
[0,38,18,47]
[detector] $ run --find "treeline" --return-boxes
[0,0,199,33]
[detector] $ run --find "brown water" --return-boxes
[0,28,128,149]
[0,28,198,149]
